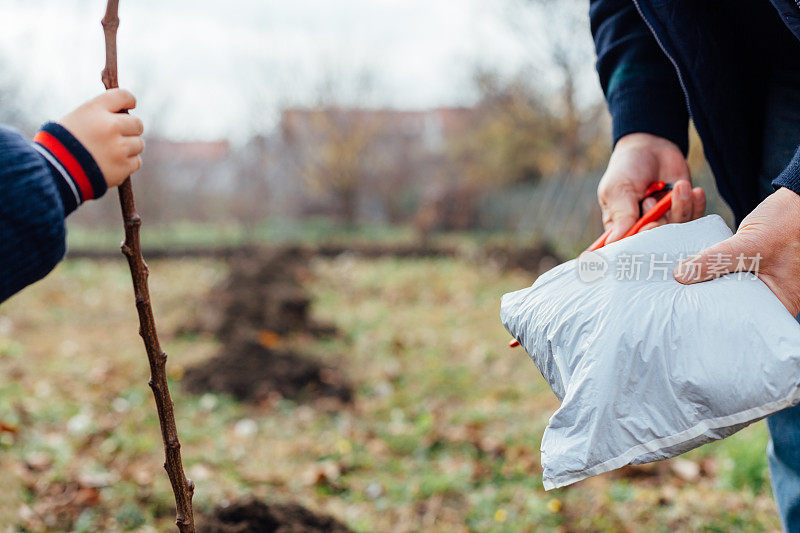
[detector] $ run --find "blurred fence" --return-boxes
[481,172,603,256]
[481,160,734,258]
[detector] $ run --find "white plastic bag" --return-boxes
[501,215,800,490]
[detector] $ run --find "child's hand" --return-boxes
[58,89,144,188]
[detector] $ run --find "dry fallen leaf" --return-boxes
[670,458,701,482]
[257,330,282,349]
[301,460,342,486]
[0,420,18,434]
[24,451,52,472]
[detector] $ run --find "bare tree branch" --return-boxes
[101,2,196,531]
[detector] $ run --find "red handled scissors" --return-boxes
[586,180,674,252]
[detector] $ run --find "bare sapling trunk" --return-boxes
[100,1,196,531]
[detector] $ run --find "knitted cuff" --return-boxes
[608,87,690,156]
[32,122,107,216]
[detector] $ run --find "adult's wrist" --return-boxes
[615,132,683,155]
[773,186,800,215]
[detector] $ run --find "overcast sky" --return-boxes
[0,0,598,141]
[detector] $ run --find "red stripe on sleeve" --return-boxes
[33,130,96,201]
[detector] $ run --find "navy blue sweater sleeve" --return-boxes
[773,146,800,196]
[590,0,690,154]
[0,126,67,303]
[0,125,107,303]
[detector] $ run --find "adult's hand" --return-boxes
[674,187,800,316]
[598,132,706,243]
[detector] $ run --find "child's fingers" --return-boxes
[122,137,145,157]
[127,155,143,175]
[117,114,144,136]
[99,88,137,112]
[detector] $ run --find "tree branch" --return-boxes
[101,2,196,531]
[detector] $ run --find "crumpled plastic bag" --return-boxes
[501,215,800,490]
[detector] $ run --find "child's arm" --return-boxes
[0,89,143,303]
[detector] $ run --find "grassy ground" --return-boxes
[65,219,530,252]
[65,219,415,250]
[0,256,781,531]
[64,217,584,259]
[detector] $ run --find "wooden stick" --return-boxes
[101,2,196,531]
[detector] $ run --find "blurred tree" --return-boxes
[507,0,608,174]
[448,72,557,188]
[280,71,397,226]
[416,0,609,237]
[306,107,382,226]
[440,70,607,201]
[446,0,608,190]
[230,134,272,239]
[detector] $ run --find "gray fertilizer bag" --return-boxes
[501,215,800,490]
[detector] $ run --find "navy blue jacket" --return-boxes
[591,0,800,223]
[0,123,106,303]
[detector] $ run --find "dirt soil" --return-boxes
[189,247,336,341]
[484,243,560,274]
[71,243,562,275]
[183,341,352,403]
[198,499,351,533]
[183,248,351,403]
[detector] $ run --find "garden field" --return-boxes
[0,254,781,532]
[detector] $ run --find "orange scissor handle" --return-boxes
[587,227,613,252]
[620,192,672,239]
[642,180,669,197]
[585,181,673,252]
